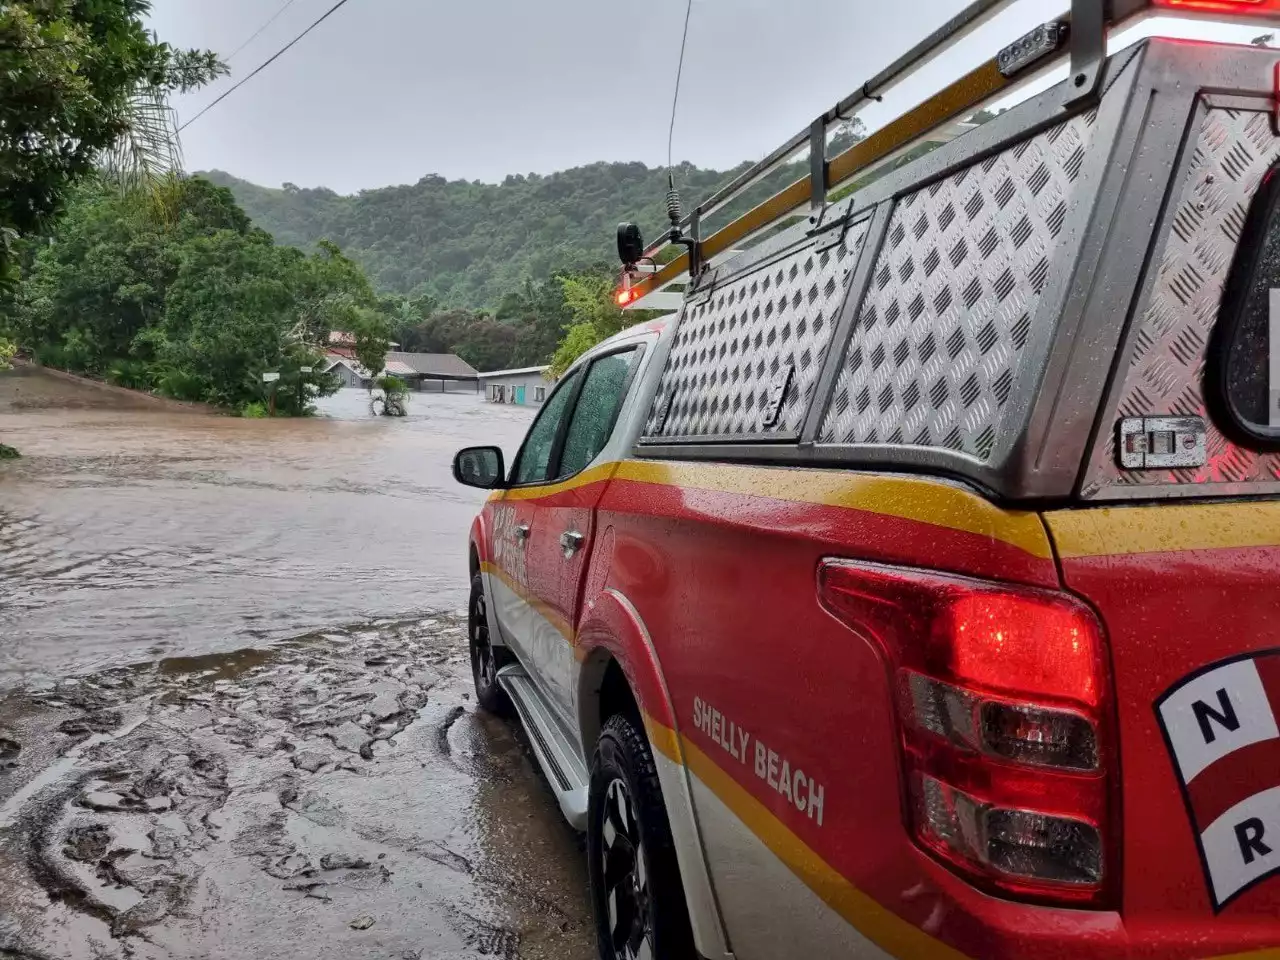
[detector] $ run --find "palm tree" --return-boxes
[103,86,185,211]
[0,3,225,273]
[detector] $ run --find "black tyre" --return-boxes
[469,572,511,715]
[588,713,696,960]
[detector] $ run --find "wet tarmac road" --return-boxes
[0,368,596,960]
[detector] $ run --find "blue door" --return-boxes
[515,385,526,405]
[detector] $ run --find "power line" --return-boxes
[666,0,693,173]
[178,0,357,134]
[225,0,303,62]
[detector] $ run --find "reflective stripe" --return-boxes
[495,462,619,503]
[488,459,1051,559]
[614,460,1051,559]
[1047,501,1280,558]
[641,710,971,960]
[480,561,573,642]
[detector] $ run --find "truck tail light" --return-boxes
[818,560,1113,907]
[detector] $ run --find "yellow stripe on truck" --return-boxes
[494,462,619,502]
[615,460,1052,560]
[480,561,573,641]
[643,709,1280,960]
[641,710,972,960]
[1047,501,1280,559]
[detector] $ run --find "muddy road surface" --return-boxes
[0,368,596,960]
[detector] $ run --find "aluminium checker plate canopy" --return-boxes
[634,37,1280,504]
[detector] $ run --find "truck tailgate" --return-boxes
[1046,502,1280,949]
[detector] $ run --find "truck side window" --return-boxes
[557,349,640,480]
[512,370,580,485]
[1211,157,1280,449]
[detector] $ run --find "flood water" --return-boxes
[0,368,533,686]
[0,367,596,960]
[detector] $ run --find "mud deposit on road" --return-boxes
[0,616,594,960]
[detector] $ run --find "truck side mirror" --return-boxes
[617,222,644,267]
[453,446,506,489]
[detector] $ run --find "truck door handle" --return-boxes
[514,524,531,541]
[559,530,585,557]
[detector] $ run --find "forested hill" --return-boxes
[202,162,753,308]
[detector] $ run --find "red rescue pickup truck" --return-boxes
[454,1,1280,957]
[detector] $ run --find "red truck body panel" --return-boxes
[478,464,1280,958]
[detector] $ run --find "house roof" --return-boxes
[324,352,478,381]
[477,365,549,379]
[324,356,371,378]
[385,352,479,379]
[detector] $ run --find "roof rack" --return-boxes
[617,0,1269,310]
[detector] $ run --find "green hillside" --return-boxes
[196,117,974,312]
[201,162,756,309]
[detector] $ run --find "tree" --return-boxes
[8,177,368,415]
[200,152,811,309]
[495,277,575,367]
[0,2,224,280]
[371,375,408,417]
[349,308,393,383]
[10,178,253,375]
[548,270,640,377]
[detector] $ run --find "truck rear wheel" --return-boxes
[588,713,696,960]
[468,572,511,716]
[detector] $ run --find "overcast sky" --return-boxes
[145,0,1261,194]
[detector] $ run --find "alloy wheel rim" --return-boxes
[601,777,653,960]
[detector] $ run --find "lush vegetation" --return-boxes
[188,126,878,375]
[0,171,650,406]
[199,132,855,311]
[0,79,997,407]
[383,262,643,375]
[0,325,16,458]
[0,0,223,286]
[203,164,720,308]
[1,178,382,415]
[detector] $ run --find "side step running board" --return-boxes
[497,664,589,830]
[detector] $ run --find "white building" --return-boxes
[324,352,479,392]
[477,366,550,406]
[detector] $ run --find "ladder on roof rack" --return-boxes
[616,0,1274,311]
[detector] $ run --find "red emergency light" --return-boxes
[1152,0,1280,14]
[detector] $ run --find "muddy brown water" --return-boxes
[0,367,534,684]
[0,367,596,960]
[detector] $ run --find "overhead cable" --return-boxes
[178,0,357,133]
[225,0,303,62]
